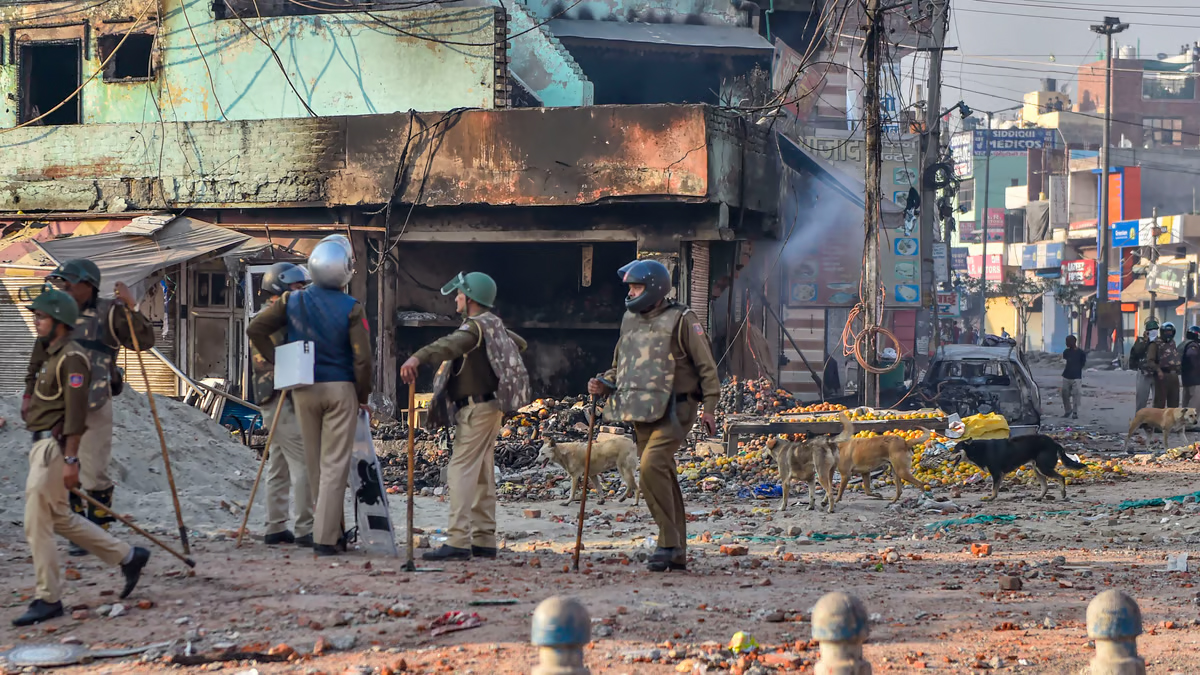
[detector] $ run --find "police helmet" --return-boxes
[262,262,311,296]
[618,259,672,314]
[27,288,79,327]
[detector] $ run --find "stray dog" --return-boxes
[766,435,837,513]
[537,437,639,506]
[952,435,1086,501]
[1123,407,1200,453]
[833,412,930,503]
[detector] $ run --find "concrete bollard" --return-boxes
[1087,590,1145,675]
[812,592,872,675]
[531,596,591,675]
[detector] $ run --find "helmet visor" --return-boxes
[440,272,468,297]
[18,281,54,303]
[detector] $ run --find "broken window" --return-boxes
[19,41,81,125]
[98,33,154,81]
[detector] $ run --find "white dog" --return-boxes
[537,436,640,506]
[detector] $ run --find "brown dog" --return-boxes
[1123,407,1200,453]
[537,437,640,506]
[833,411,931,503]
[767,435,837,513]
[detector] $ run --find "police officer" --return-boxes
[252,262,315,547]
[401,272,529,561]
[247,236,373,557]
[15,289,149,627]
[24,259,155,557]
[1181,325,1200,408]
[588,260,719,573]
[1130,319,1158,412]
[1146,321,1182,408]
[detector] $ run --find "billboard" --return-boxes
[1061,259,1096,286]
[967,253,1003,281]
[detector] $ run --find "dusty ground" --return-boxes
[3,363,1200,674]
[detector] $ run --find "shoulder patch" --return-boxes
[68,373,84,388]
[692,323,705,336]
[362,317,370,332]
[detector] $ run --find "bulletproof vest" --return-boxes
[1158,339,1182,370]
[250,325,289,405]
[426,313,531,429]
[1129,337,1150,369]
[73,297,120,411]
[604,304,686,424]
[286,286,358,383]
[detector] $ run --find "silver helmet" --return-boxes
[308,234,354,289]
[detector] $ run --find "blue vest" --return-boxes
[286,286,357,384]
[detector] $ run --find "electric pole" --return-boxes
[862,0,884,407]
[977,109,994,340]
[918,0,950,358]
[1091,16,1129,349]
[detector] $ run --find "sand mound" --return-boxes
[0,390,258,532]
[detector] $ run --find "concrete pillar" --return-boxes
[531,596,591,675]
[1087,590,1145,675]
[812,592,872,675]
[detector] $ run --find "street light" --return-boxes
[970,104,1022,341]
[1091,16,1129,348]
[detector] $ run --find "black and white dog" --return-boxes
[951,435,1086,501]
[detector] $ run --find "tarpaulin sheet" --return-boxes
[36,217,249,299]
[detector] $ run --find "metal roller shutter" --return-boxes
[690,241,710,331]
[117,336,178,397]
[0,277,46,395]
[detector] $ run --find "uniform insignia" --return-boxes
[692,323,705,336]
[362,317,370,332]
[68,374,84,388]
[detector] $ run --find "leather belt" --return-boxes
[32,430,54,442]
[454,393,496,409]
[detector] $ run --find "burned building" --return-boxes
[0,0,779,406]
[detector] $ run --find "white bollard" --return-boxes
[812,592,872,675]
[531,596,591,675]
[1087,590,1145,675]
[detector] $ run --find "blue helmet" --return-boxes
[618,259,672,314]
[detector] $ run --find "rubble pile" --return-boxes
[0,391,256,530]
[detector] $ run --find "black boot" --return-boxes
[295,533,314,548]
[422,545,471,561]
[647,547,686,572]
[264,530,295,545]
[120,547,150,599]
[471,545,498,559]
[12,600,63,627]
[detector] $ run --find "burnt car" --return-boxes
[913,345,1042,427]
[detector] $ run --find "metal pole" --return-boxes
[862,0,883,407]
[977,112,994,341]
[1092,17,1129,349]
[918,0,949,361]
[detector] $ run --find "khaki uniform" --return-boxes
[1147,338,1182,408]
[25,297,154,528]
[415,317,527,550]
[25,337,132,603]
[250,303,313,539]
[603,303,719,564]
[247,293,373,548]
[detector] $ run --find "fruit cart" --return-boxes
[721,406,946,456]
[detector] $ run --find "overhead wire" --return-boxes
[952,5,1200,30]
[225,1,318,116]
[364,0,586,47]
[179,0,229,120]
[971,0,1200,19]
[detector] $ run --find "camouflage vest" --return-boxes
[74,298,121,411]
[1158,339,1182,370]
[426,312,530,429]
[605,304,686,424]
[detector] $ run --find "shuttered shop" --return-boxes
[0,277,46,395]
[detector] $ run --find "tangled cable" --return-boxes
[841,304,904,375]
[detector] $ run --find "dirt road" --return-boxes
[3,364,1200,674]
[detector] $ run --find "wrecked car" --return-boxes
[913,345,1042,427]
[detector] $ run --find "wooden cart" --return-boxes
[721,410,947,456]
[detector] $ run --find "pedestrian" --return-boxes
[251,262,315,547]
[24,259,155,557]
[1129,319,1158,412]
[14,289,149,627]
[400,272,530,561]
[588,260,720,573]
[1061,335,1086,419]
[1146,322,1182,409]
[1001,327,1011,340]
[247,235,373,557]
[1181,325,1200,408]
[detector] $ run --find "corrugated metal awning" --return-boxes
[548,19,773,53]
[0,277,48,395]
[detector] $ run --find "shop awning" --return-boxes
[1120,278,1152,303]
[37,216,249,299]
[548,19,774,53]
[777,133,905,217]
